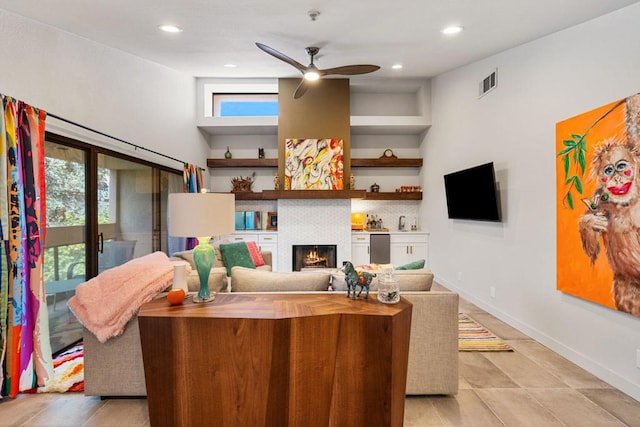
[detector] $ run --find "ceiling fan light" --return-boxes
[304,70,320,81]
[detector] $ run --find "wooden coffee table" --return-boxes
[138,292,412,427]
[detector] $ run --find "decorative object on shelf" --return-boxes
[349,173,355,190]
[378,269,400,304]
[395,185,422,192]
[370,183,380,192]
[167,192,235,303]
[342,261,375,300]
[224,146,232,159]
[381,148,397,159]
[273,173,280,190]
[285,138,344,190]
[231,172,255,192]
[267,212,278,230]
[258,147,265,159]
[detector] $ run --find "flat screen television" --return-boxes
[443,162,501,222]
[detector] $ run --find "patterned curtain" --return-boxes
[182,163,203,250]
[0,95,53,398]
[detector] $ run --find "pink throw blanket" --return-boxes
[68,251,173,343]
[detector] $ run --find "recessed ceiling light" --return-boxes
[441,25,463,35]
[223,64,237,68]
[158,24,183,33]
[392,64,403,70]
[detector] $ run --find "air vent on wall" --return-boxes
[479,69,497,98]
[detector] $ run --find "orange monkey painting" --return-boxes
[559,94,640,317]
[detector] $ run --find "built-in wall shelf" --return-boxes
[231,192,271,201]
[262,190,367,200]
[364,192,422,200]
[197,117,278,135]
[208,157,421,168]
[196,116,430,136]
[230,190,421,201]
[207,158,278,168]
[351,158,423,167]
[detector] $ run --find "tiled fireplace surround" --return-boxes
[237,199,421,272]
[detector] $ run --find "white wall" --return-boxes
[425,3,640,400]
[0,9,207,171]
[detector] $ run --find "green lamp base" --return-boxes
[192,236,216,304]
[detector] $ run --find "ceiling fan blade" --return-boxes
[255,42,307,72]
[293,78,318,99]
[293,79,311,99]
[321,65,381,76]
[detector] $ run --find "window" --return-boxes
[213,93,278,117]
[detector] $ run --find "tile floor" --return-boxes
[2,284,640,426]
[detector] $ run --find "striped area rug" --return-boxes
[458,313,513,352]
[38,342,84,393]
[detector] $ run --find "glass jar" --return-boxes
[377,269,400,304]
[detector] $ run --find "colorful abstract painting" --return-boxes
[556,93,640,317]
[284,139,344,190]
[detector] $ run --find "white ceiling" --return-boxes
[0,0,638,80]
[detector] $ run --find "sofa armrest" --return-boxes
[402,291,459,395]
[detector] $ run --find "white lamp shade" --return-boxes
[168,193,236,238]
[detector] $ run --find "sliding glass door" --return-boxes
[95,154,153,274]
[44,133,182,353]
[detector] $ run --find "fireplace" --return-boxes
[292,245,337,271]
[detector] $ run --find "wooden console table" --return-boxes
[138,293,412,427]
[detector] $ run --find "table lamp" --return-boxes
[168,192,235,303]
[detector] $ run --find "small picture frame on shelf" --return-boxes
[267,212,278,230]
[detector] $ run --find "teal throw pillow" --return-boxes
[395,259,425,270]
[219,242,256,276]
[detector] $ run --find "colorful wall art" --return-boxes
[556,93,640,317]
[284,138,344,190]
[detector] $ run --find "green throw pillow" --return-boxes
[219,242,256,276]
[395,259,425,270]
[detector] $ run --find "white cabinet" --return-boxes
[225,233,259,243]
[351,234,370,266]
[258,233,278,272]
[389,233,428,266]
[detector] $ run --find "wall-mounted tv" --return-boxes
[443,162,502,222]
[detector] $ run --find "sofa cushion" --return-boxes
[219,242,256,276]
[231,267,331,292]
[246,241,266,267]
[395,259,426,270]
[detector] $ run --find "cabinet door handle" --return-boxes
[357,237,366,241]
[263,237,273,241]
[234,237,243,241]
[406,246,409,254]
[367,246,370,254]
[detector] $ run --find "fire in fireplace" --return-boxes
[292,245,337,271]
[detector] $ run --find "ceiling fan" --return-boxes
[255,42,380,99]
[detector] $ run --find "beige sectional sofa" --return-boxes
[83,251,459,397]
